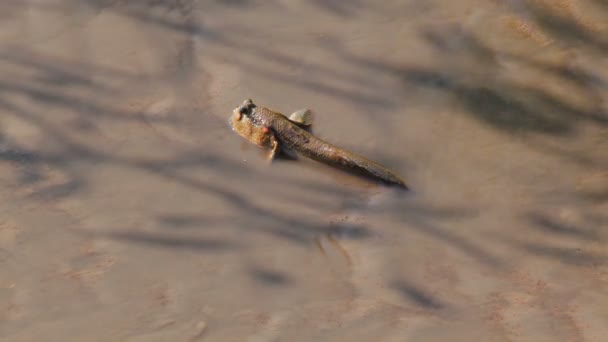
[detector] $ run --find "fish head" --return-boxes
[232,98,256,121]
[229,99,272,149]
[229,98,257,129]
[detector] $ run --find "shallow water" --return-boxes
[1,1,607,341]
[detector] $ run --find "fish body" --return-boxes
[230,99,408,189]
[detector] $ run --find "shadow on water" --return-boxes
[380,201,505,268]
[390,279,445,310]
[249,267,292,286]
[521,0,608,52]
[321,28,607,137]
[310,0,366,17]
[496,234,607,267]
[527,212,601,242]
[98,230,239,251]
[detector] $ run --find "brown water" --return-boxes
[1,1,607,341]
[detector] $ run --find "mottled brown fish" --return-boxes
[229,99,408,189]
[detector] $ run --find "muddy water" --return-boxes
[1,1,607,341]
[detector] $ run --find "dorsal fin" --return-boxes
[288,108,313,127]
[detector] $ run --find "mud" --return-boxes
[1,1,607,341]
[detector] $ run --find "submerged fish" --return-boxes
[229,99,408,189]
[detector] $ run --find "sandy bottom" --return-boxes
[1,1,607,341]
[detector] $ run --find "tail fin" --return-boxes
[298,141,408,189]
[336,152,409,189]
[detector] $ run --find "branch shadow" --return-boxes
[249,267,292,286]
[522,0,608,53]
[527,212,601,242]
[498,235,607,267]
[390,279,445,310]
[97,230,239,251]
[315,12,608,171]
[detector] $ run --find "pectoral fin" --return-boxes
[289,108,314,127]
[267,134,280,162]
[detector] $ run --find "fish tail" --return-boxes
[299,141,408,189]
[338,150,409,189]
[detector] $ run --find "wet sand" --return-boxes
[1,1,607,341]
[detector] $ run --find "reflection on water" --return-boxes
[0,0,607,340]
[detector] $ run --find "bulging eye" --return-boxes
[239,106,247,115]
